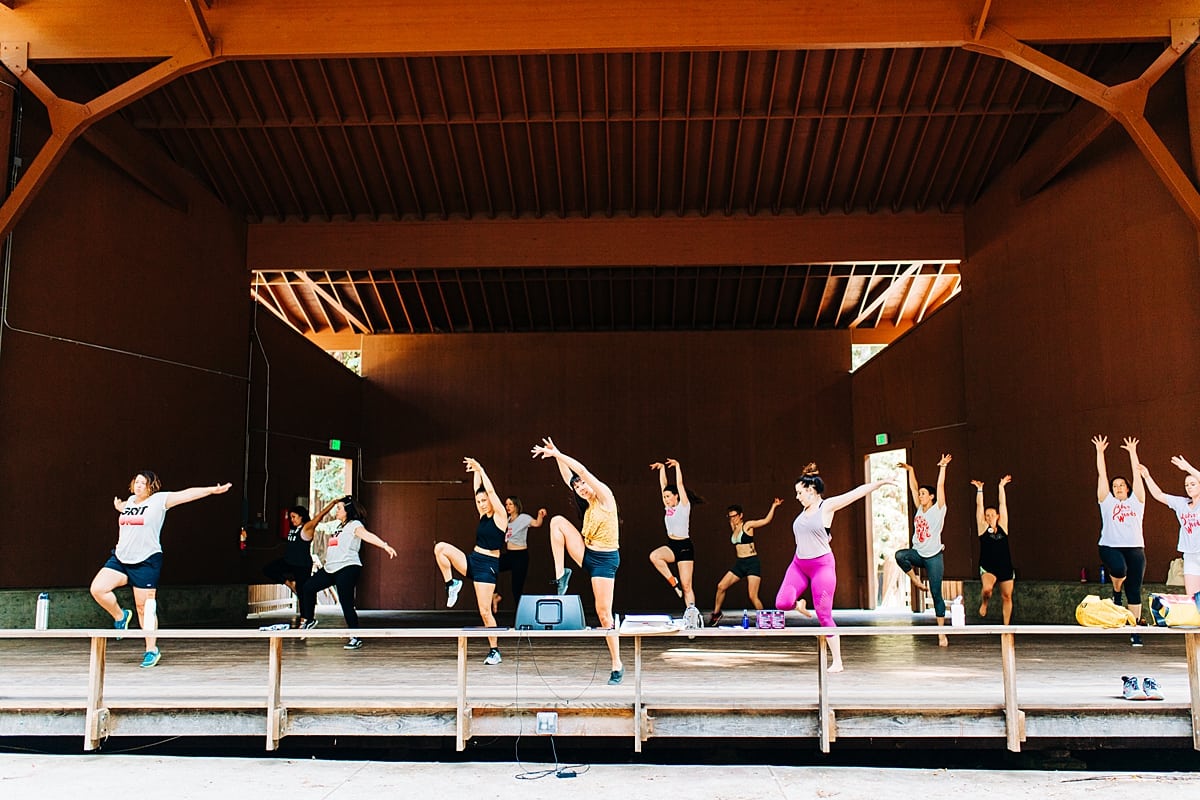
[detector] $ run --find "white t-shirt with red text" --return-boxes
[1163,495,1200,554]
[913,503,947,558]
[323,520,365,572]
[664,502,691,540]
[1098,494,1145,548]
[114,491,173,564]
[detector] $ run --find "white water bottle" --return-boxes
[144,598,158,631]
[35,592,49,630]
[950,596,965,627]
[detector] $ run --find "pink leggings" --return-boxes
[775,552,837,627]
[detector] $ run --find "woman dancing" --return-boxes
[91,471,232,668]
[433,458,510,665]
[895,454,952,646]
[1139,456,1200,595]
[776,463,892,673]
[648,458,700,607]
[532,437,624,684]
[972,475,1014,624]
[1093,435,1147,645]
[262,505,314,620]
[491,497,547,614]
[709,498,782,626]
[298,495,396,650]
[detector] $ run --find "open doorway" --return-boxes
[308,455,353,608]
[865,449,910,609]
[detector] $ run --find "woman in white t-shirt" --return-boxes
[1139,455,1200,595]
[894,454,952,646]
[1092,435,1147,644]
[648,458,702,609]
[90,470,232,669]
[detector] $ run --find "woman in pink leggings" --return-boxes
[776,463,893,672]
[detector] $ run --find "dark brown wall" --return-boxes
[355,330,861,612]
[854,74,1200,583]
[0,113,250,588]
[240,311,364,586]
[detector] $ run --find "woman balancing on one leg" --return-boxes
[91,471,232,668]
[532,437,624,685]
[1092,435,1148,646]
[895,454,952,646]
[776,463,893,673]
[433,458,510,665]
[1138,456,1200,596]
[972,474,1015,624]
[709,498,782,626]
[648,458,701,609]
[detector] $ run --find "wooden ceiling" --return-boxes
[3,2,1196,338]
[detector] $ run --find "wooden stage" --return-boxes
[2,617,1198,755]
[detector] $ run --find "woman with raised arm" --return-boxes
[298,495,396,650]
[895,454,952,646]
[1138,456,1200,595]
[432,458,510,665]
[491,497,547,614]
[776,464,893,673]
[709,497,783,626]
[1093,435,1148,645]
[648,458,701,608]
[91,471,232,668]
[973,475,1015,624]
[263,505,315,622]
[531,437,624,684]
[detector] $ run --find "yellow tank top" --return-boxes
[582,502,619,550]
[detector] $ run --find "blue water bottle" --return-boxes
[1099,566,1107,584]
[741,610,750,629]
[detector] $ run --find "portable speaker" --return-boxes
[515,594,586,630]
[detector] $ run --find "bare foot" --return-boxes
[908,574,929,592]
[828,661,844,673]
[938,634,949,647]
[492,594,502,614]
[795,599,815,618]
[978,600,988,617]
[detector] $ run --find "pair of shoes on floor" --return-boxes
[114,608,133,640]
[553,568,572,596]
[344,637,364,650]
[446,578,463,608]
[483,647,502,666]
[140,648,161,669]
[608,667,624,685]
[1122,675,1163,700]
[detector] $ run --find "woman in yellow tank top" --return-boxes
[531,437,624,684]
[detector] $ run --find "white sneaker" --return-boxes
[447,579,463,607]
[483,647,502,666]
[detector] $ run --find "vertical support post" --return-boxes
[84,635,107,751]
[265,636,284,751]
[456,635,469,751]
[633,633,643,752]
[1000,631,1024,752]
[1186,633,1200,751]
[817,634,832,753]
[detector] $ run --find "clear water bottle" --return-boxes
[35,592,49,630]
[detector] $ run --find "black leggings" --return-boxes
[1098,545,1146,606]
[299,565,362,627]
[499,549,530,604]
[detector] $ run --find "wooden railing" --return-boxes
[1,624,1197,754]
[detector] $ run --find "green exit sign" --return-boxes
[329,439,342,451]
[874,433,889,446]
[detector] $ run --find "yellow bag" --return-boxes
[1075,594,1137,628]
[1149,593,1200,628]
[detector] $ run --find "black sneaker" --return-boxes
[344,637,364,650]
[1130,632,1143,647]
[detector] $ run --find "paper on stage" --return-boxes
[619,614,683,634]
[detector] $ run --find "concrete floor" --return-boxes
[2,755,1199,799]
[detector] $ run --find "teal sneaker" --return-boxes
[555,567,573,596]
[140,648,161,668]
[114,609,133,640]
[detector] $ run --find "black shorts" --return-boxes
[667,537,695,562]
[467,551,500,584]
[103,551,164,589]
[731,555,762,579]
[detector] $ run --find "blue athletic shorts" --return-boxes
[582,547,620,579]
[103,551,164,589]
[467,550,500,584]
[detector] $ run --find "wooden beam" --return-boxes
[248,215,965,271]
[184,0,215,57]
[1000,632,1023,752]
[84,636,107,752]
[849,262,925,328]
[1187,633,1200,751]
[292,271,371,334]
[4,1,1196,62]
[265,636,284,751]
